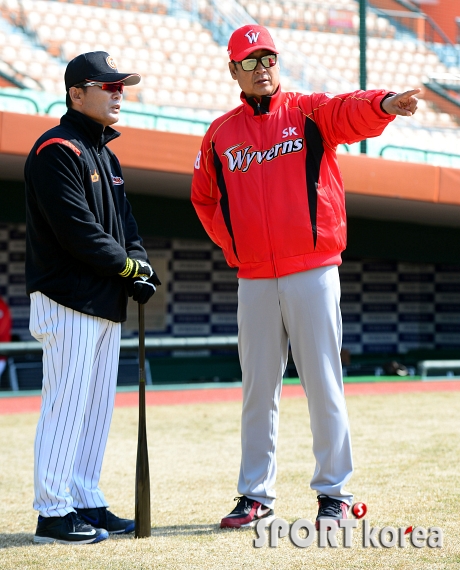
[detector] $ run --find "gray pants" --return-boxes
[237,266,353,509]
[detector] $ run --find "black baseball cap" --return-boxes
[65,51,141,90]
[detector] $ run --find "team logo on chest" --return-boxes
[91,169,99,182]
[223,138,304,173]
[111,173,124,185]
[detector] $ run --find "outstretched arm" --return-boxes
[381,88,421,116]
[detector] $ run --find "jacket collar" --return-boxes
[61,108,121,151]
[241,86,285,116]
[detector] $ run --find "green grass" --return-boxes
[0,391,459,569]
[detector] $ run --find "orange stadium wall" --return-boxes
[337,153,460,206]
[416,0,459,44]
[370,0,459,44]
[0,112,201,177]
[1,111,459,209]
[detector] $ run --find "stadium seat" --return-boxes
[0,0,457,134]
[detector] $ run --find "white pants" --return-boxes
[29,292,121,517]
[237,266,353,509]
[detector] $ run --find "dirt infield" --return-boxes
[1,379,460,415]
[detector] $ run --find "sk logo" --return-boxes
[245,30,260,44]
[91,169,99,182]
[282,127,298,138]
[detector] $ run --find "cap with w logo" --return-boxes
[227,25,278,62]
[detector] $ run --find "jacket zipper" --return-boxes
[257,101,277,277]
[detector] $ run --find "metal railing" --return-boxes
[44,99,212,131]
[371,6,460,66]
[379,145,460,166]
[0,337,240,390]
[0,90,40,113]
[0,90,212,131]
[0,336,239,356]
[423,80,460,111]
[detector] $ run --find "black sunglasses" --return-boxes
[233,54,277,72]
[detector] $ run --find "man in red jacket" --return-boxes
[191,24,419,529]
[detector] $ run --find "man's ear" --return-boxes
[69,86,84,107]
[228,61,238,81]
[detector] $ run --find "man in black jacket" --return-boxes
[25,51,160,545]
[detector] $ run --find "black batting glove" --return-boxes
[132,275,160,304]
[119,258,153,280]
[148,267,161,287]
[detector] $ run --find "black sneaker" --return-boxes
[315,495,349,530]
[34,512,109,544]
[76,507,135,534]
[220,496,275,529]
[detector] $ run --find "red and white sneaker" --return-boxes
[315,495,349,530]
[220,496,275,529]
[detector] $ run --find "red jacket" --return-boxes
[191,87,395,279]
[0,297,11,343]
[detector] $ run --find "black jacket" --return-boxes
[25,108,148,322]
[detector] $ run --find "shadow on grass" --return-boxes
[113,524,252,539]
[0,525,249,547]
[0,534,34,548]
[151,524,226,537]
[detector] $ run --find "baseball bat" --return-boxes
[135,302,151,538]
